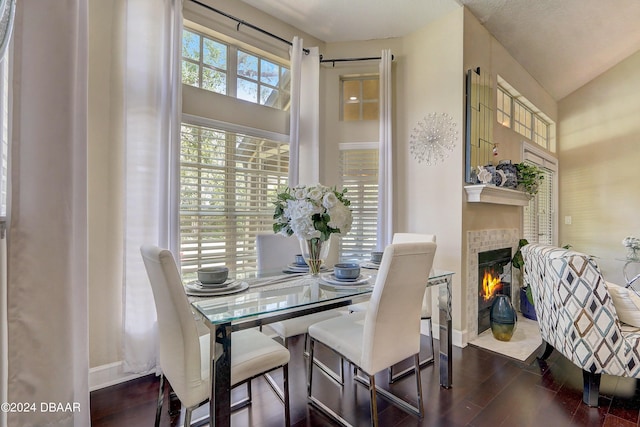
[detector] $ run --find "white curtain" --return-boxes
[377,49,393,250]
[288,37,320,186]
[7,1,89,425]
[122,0,182,374]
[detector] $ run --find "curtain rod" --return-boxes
[319,55,394,66]
[190,0,310,55]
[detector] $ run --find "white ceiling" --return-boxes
[241,0,640,100]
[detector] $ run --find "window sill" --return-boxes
[464,185,530,207]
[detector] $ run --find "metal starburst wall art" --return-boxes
[409,112,458,165]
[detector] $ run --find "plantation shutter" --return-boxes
[180,122,289,279]
[522,148,557,245]
[339,148,378,259]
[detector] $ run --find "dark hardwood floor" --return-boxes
[90,335,640,426]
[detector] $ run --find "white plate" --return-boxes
[185,281,249,296]
[360,262,380,270]
[195,278,236,288]
[320,272,371,286]
[283,264,328,273]
[284,263,309,272]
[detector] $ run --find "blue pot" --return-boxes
[520,287,537,320]
[490,294,517,341]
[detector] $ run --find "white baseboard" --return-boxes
[89,361,150,392]
[430,320,468,348]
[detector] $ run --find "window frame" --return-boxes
[182,26,291,111]
[340,75,379,121]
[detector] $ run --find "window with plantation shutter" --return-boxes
[339,146,378,260]
[180,122,289,280]
[522,144,557,246]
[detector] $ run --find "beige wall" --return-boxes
[558,49,640,285]
[460,9,557,342]
[399,9,465,334]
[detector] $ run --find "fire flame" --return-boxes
[481,270,503,301]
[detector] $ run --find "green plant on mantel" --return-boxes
[515,162,544,197]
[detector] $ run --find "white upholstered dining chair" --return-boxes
[307,242,436,426]
[140,245,291,427]
[349,232,437,382]
[256,233,345,384]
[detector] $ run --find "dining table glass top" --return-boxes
[191,268,453,327]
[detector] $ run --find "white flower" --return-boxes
[328,204,352,234]
[273,184,352,242]
[322,192,338,209]
[293,187,307,200]
[307,187,323,202]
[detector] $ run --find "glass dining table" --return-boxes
[191,267,454,427]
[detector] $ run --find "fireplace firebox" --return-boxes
[477,247,512,334]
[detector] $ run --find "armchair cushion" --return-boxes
[607,283,640,328]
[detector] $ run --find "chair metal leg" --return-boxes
[414,353,424,417]
[184,407,193,427]
[354,353,424,418]
[307,337,354,426]
[368,373,379,427]
[155,374,164,427]
[307,338,315,398]
[283,364,291,426]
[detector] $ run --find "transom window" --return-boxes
[341,76,379,121]
[513,100,532,137]
[179,122,289,280]
[497,77,555,152]
[182,28,291,110]
[496,86,511,128]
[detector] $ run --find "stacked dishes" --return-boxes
[361,251,383,270]
[185,266,248,296]
[320,263,371,289]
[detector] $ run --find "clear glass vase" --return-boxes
[627,247,640,262]
[299,237,331,276]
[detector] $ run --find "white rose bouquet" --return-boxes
[273,184,352,241]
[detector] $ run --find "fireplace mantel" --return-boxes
[464,185,530,206]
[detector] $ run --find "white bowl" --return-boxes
[197,266,229,284]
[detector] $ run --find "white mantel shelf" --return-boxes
[464,184,530,206]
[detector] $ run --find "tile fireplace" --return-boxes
[466,228,519,341]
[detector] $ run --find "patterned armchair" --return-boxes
[521,243,640,406]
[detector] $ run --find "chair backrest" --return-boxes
[392,233,436,244]
[521,243,637,377]
[392,233,436,316]
[361,242,436,374]
[140,245,205,403]
[256,233,341,272]
[256,233,301,273]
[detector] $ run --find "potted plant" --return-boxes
[511,238,537,320]
[515,162,544,197]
